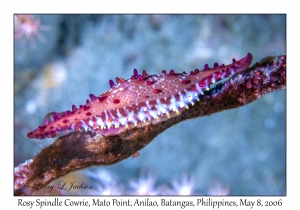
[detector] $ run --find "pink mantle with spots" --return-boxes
[27,53,253,139]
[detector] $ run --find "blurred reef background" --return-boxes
[14,14,286,195]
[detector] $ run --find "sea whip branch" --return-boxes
[14,54,286,195]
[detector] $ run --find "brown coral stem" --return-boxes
[14,54,286,195]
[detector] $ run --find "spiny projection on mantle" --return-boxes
[27,53,253,139]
